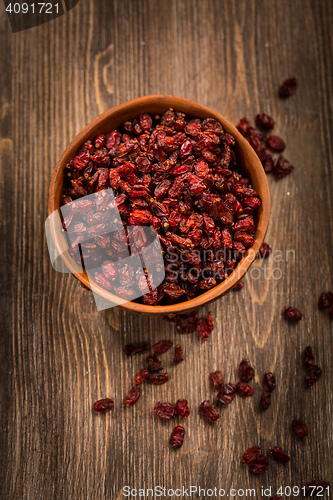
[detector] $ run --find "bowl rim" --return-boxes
[48,94,270,315]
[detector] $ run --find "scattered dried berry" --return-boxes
[217,384,236,405]
[146,355,163,373]
[305,365,322,386]
[124,386,141,406]
[135,368,150,385]
[305,480,329,496]
[279,77,297,97]
[272,155,294,178]
[263,372,276,391]
[154,401,176,419]
[170,425,185,448]
[269,446,290,464]
[197,318,211,340]
[250,455,269,474]
[291,419,308,439]
[260,391,271,410]
[92,398,114,413]
[256,112,274,131]
[304,346,315,368]
[233,281,245,290]
[176,398,190,418]
[175,311,198,334]
[284,306,302,321]
[174,345,184,364]
[266,135,286,153]
[239,359,255,382]
[200,400,219,423]
[149,373,170,385]
[209,371,224,389]
[152,340,173,355]
[318,291,333,309]
[123,342,149,356]
[236,381,254,398]
[259,242,272,259]
[242,446,261,464]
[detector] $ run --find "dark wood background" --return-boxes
[0,1,332,498]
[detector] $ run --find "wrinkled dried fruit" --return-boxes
[146,355,163,373]
[135,368,150,385]
[123,342,149,356]
[266,135,285,152]
[273,155,294,178]
[279,77,297,97]
[291,419,308,439]
[305,480,329,495]
[209,370,224,389]
[154,401,176,419]
[239,359,255,382]
[174,345,184,364]
[149,373,170,385]
[250,455,269,474]
[263,372,276,391]
[170,425,185,448]
[233,281,245,290]
[318,291,333,309]
[152,340,173,354]
[256,112,274,131]
[284,306,302,321]
[304,346,315,368]
[197,318,211,340]
[236,381,254,398]
[92,398,114,413]
[260,391,271,410]
[124,386,141,406]
[176,398,190,418]
[269,446,290,464]
[216,384,236,405]
[243,446,261,464]
[200,400,219,422]
[305,365,322,386]
[259,242,272,259]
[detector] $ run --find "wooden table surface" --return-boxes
[1,1,332,498]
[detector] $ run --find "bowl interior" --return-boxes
[48,95,270,315]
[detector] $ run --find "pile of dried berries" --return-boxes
[163,309,214,340]
[61,110,262,305]
[236,113,293,178]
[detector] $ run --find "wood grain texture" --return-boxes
[0,0,332,498]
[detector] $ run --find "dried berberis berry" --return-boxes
[200,400,219,423]
[305,480,329,496]
[305,365,322,386]
[250,455,269,474]
[154,401,176,419]
[124,386,141,406]
[217,384,236,405]
[135,368,150,385]
[239,359,255,382]
[272,155,294,178]
[123,342,149,356]
[176,398,190,418]
[279,77,297,97]
[146,355,163,373]
[318,291,333,309]
[92,398,114,413]
[175,311,198,334]
[304,346,315,368]
[233,281,244,290]
[266,135,285,153]
[269,446,290,464]
[242,446,261,464]
[209,371,224,389]
[149,373,170,385]
[256,112,274,131]
[152,340,173,354]
[197,318,211,340]
[284,306,302,321]
[259,242,272,259]
[174,345,184,364]
[260,391,271,410]
[263,372,276,391]
[170,425,185,448]
[291,419,308,439]
[236,381,254,398]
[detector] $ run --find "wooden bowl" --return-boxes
[48,95,270,315]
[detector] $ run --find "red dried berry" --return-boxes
[197,319,211,340]
[174,345,184,364]
[279,77,297,97]
[239,359,255,382]
[135,368,150,385]
[217,384,236,405]
[256,112,275,131]
[284,306,302,321]
[123,342,149,356]
[263,372,276,392]
[260,391,271,410]
[154,401,176,419]
[250,455,269,474]
[149,373,170,385]
[92,398,114,413]
[259,242,272,259]
[146,355,163,373]
[175,311,198,334]
[272,155,294,178]
[291,419,308,439]
[305,480,329,496]
[233,281,245,290]
[124,386,141,406]
[206,312,214,332]
[170,425,185,448]
[242,446,261,464]
[176,399,190,418]
[304,346,315,368]
[318,291,333,309]
[200,400,219,423]
[152,340,173,355]
[269,446,290,464]
[266,135,286,153]
[236,381,254,398]
[305,365,322,386]
[209,371,224,389]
